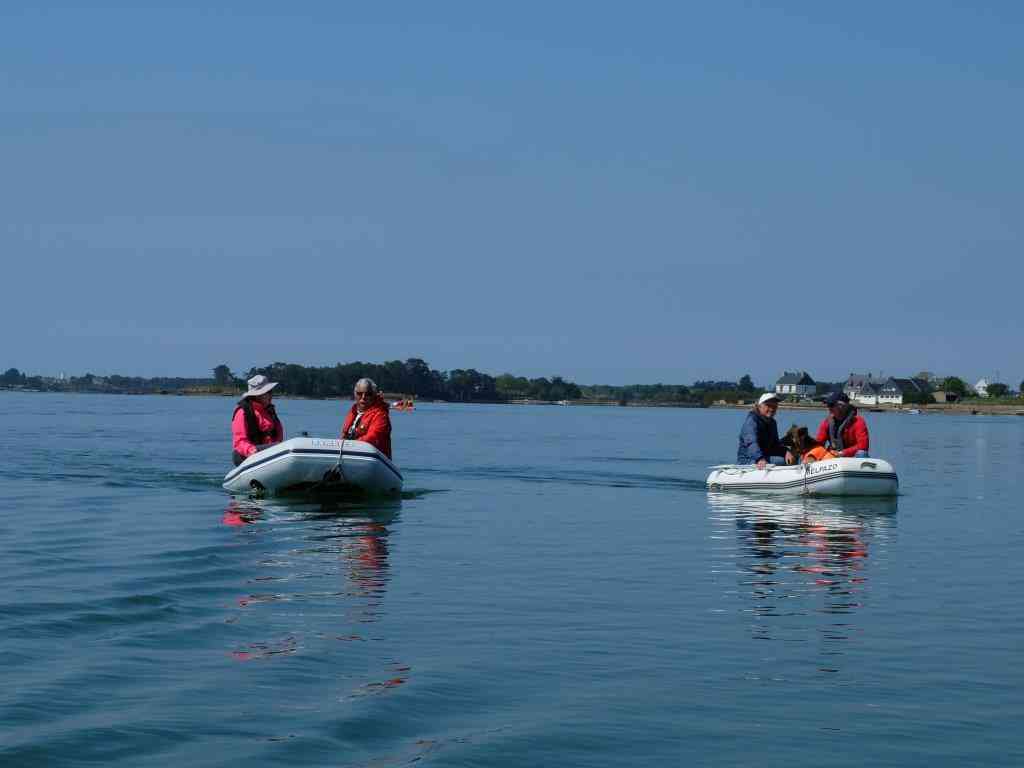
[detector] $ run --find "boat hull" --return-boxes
[223,437,403,496]
[706,457,898,496]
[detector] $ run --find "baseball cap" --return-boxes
[823,391,850,407]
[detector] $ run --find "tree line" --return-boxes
[237,365,771,404]
[5,365,1021,404]
[231,360,585,402]
[3,361,759,404]
[1,368,212,392]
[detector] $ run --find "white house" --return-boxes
[845,373,879,402]
[974,378,990,398]
[775,371,816,398]
[877,380,903,406]
[851,380,882,406]
[878,377,930,406]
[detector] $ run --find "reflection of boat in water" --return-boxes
[223,495,401,527]
[707,492,898,528]
[708,493,897,651]
[706,457,898,496]
[223,496,400,660]
[223,437,403,496]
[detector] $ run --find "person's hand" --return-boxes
[785,451,795,465]
[756,458,767,470]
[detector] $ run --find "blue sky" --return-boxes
[3,2,1022,386]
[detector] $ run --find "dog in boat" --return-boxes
[782,425,839,464]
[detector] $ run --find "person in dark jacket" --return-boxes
[737,393,795,468]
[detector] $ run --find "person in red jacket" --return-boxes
[231,374,284,465]
[815,392,869,457]
[340,378,392,459]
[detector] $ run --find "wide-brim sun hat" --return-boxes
[243,374,278,398]
[757,392,781,405]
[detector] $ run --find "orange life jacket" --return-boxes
[802,445,838,463]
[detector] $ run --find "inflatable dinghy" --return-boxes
[706,457,898,496]
[223,437,402,496]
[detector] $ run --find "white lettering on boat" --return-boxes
[311,439,340,449]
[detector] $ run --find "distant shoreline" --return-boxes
[708,401,1024,417]
[4,386,1024,416]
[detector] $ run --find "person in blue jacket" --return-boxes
[737,393,795,468]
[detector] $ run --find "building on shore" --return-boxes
[844,373,883,405]
[853,381,882,406]
[774,371,816,398]
[878,377,931,406]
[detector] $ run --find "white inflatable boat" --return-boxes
[223,437,403,496]
[706,457,898,496]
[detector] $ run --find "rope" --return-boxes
[334,436,347,484]
[312,436,347,490]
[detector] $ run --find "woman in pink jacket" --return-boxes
[231,374,284,466]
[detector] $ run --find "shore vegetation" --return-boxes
[4,364,1020,409]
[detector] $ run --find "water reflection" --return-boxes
[222,498,264,527]
[222,497,401,659]
[708,493,897,668]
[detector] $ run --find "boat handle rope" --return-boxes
[313,436,348,488]
[330,436,347,484]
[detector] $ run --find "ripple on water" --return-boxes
[5,395,1023,766]
[412,463,705,490]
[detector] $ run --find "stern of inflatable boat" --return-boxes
[223,437,403,496]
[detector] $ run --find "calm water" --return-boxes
[2,393,1022,767]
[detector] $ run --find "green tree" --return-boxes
[942,377,968,396]
[402,358,437,396]
[446,369,497,401]
[904,390,935,405]
[527,377,552,399]
[987,382,1009,398]
[738,374,754,391]
[213,364,234,387]
[2,367,23,385]
[495,373,530,399]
